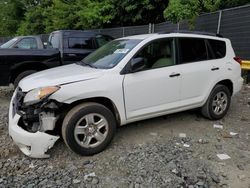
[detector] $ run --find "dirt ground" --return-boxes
[0,86,249,188]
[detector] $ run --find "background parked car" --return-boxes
[0,36,44,49]
[0,30,114,87]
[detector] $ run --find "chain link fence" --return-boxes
[1,5,250,59]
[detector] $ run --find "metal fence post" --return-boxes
[149,23,152,34]
[152,23,155,33]
[217,10,222,34]
[122,27,125,37]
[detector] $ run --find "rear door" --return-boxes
[178,37,225,106]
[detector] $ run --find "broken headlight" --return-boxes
[23,86,60,106]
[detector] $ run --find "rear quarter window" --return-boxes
[208,39,226,59]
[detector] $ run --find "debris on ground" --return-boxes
[198,139,209,144]
[179,133,187,138]
[217,154,231,160]
[84,172,96,181]
[221,132,233,138]
[213,124,223,129]
[183,143,190,148]
[150,132,158,136]
[230,132,239,136]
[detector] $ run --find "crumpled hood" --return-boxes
[19,64,104,92]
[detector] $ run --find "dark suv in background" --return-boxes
[0,30,113,87]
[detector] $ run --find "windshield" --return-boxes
[80,39,141,69]
[0,37,18,48]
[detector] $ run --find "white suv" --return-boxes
[9,32,243,158]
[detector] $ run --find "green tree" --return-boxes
[107,0,169,27]
[43,0,80,33]
[0,0,24,36]
[17,0,52,35]
[1,0,250,36]
[215,0,250,9]
[164,0,250,24]
[76,0,114,29]
[164,0,221,24]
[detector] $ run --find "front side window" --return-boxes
[179,38,208,63]
[15,38,38,49]
[134,38,175,70]
[68,37,94,49]
[80,39,141,69]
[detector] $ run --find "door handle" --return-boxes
[169,73,181,78]
[211,67,220,71]
[67,53,77,57]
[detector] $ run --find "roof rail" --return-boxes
[159,30,223,38]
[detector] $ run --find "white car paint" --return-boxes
[19,64,105,92]
[9,33,243,158]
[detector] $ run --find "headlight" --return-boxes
[24,86,60,106]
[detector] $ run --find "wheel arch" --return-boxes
[10,62,48,84]
[202,79,234,107]
[216,79,233,96]
[67,97,121,126]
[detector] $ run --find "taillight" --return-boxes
[234,57,242,65]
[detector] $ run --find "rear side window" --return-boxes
[208,39,226,59]
[179,38,208,63]
[68,37,94,49]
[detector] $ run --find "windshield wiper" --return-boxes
[78,61,97,69]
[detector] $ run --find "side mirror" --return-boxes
[130,57,145,73]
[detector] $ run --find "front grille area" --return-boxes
[12,87,25,117]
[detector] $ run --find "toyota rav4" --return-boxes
[9,32,243,158]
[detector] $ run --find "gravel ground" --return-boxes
[0,86,250,188]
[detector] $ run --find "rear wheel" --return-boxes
[201,85,231,120]
[62,102,116,156]
[14,70,37,88]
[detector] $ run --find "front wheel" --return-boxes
[201,85,231,120]
[62,102,116,156]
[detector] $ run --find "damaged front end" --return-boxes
[9,88,63,158]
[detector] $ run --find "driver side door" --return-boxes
[123,38,181,121]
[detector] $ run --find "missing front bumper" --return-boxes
[9,114,59,158]
[9,90,60,158]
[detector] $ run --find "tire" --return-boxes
[14,70,37,88]
[201,84,231,120]
[62,102,116,156]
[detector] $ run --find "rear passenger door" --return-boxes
[178,37,225,106]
